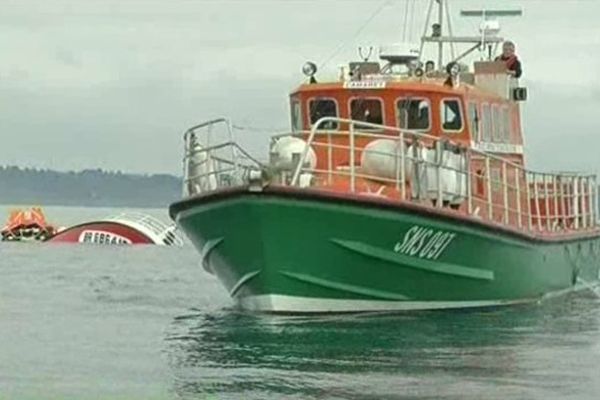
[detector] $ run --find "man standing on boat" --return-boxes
[495,41,522,78]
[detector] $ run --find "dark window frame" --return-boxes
[440,98,464,133]
[501,106,511,143]
[481,103,492,142]
[348,97,385,131]
[290,99,302,132]
[492,105,502,143]
[468,101,481,141]
[395,97,432,132]
[307,97,340,130]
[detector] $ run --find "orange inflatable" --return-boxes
[1,207,57,242]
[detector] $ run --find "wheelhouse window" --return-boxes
[468,102,480,141]
[482,104,492,142]
[502,107,510,142]
[308,98,338,130]
[492,106,502,142]
[350,98,383,129]
[290,100,302,132]
[397,98,430,131]
[441,99,463,132]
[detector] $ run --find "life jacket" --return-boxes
[497,55,518,70]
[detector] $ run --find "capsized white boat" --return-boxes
[47,212,184,246]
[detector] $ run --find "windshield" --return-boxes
[397,98,431,131]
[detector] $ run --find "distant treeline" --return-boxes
[0,166,182,208]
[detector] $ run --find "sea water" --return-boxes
[1,206,600,400]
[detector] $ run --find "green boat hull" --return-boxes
[171,188,600,313]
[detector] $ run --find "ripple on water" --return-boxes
[163,294,600,400]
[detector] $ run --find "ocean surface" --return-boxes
[2,206,600,400]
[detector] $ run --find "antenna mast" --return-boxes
[419,0,522,70]
[437,0,444,70]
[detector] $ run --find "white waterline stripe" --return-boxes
[237,282,600,313]
[237,294,531,313]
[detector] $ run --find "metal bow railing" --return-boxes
[182,118,264,197]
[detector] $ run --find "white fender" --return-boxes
[187,139,218,194]
[271,137,317,170]
[361,139,407,180]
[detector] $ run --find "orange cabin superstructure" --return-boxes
[283,73,594,232]
[289,79,525,168]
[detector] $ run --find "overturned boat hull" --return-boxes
[48,221,155,245]
[171,186,600,313]
[47,213,184,246]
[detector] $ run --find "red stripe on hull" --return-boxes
[48,222,154,245]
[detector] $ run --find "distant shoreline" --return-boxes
[0,166,181,209]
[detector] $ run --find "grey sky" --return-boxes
[1,0,599,175]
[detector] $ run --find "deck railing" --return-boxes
[182,118,264,197]
[284,117,597,233]
[181,117,597,234]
